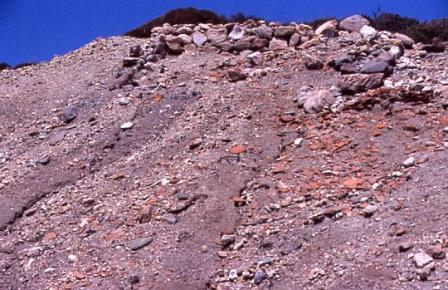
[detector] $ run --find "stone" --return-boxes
[207,28,227,45]
[362,205,377,217]
[229,269,238,280]
[304,55,323,70]
[138,206,152,224]
[228,69,247,82]
[340,15,370,32]
[254,269,267,285]
[426,244,446,259]
[192,32,207,46]
[360,25,377,39]
[122,57,140,67]
[165,36,185,55]
[413,252,433,268]
[215,41,233,52]
[289,33,301,47]
[416,263,435,281]
[62,108,78,123]
[247,51,263,65]
[339,63,357,74]
[251,38,269,50]
[280,241,302,255]
[234,37,252,51]
[175,192,190,201]
[393,33,415,48]
[360,60,390,74]
[121,122,134,130]
[315,20,338,37]
[403,157,415,168]
[130,237,153,251]
[255,24,273,40]
[273,26,296,38]
[228,25,245,41]
[340,73,384,94]
[176,26,193,35]
[163,214,178,224]
[221,234,236,248]
[296,89,335,114]
[399,242,413,252]
[177,34,193,45]
[269,38,288,51]
[129,45,142,57]
[36,155,51,165]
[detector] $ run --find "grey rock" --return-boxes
[254,269,267,285]
[36,155,51,165]
[403,157,415,167]
[304,55,323,70]
[234,37,253,51]
[221,234,236,248]
[251,37,269,50]
[62,108,78,123]
[163,214,178,224]
[280,240,302,255]
[340,15,370,32]
[129,45,142,57]
[289,33,301,47]
[255,24,273,40]
[247,51,263,65]
[273,26,296,38]
[360,60,390,74]
[177,34,193,45]
[228,25,245,41]
[340,73,384,94]
[192,32,207,46]
[393,33,415,48]
[120,122,134,130]
[175,192,190,201]
[130,237,153,251]
[416,263,435,281]
[165,36,185,55]
[176,26,193,35]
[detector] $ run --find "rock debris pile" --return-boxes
[0,14,448,290]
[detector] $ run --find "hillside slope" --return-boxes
[1,16,448,290]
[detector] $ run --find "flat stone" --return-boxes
[269,38,288,51]
[360,60,390,74]
[315,20,338,37]
[393,33,415,48]
[130,237,153,251]
[296,89,335,114]
[340,73,384,94]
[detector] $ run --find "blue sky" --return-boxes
[0,0,447,65]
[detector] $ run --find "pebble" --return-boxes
[62,108,78,123]
[221,234,236,248]
[121,122,134,130]
[253,269,267,285]
[399,242,413,252]
[130,237,153,251]
[229,269,238,280]
[163,214,178,224]
[118,97,130,105]
[402,157,415,168]
[426,244,446,259]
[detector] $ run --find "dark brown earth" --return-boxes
[1,19,448,290]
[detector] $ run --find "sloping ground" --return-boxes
[1,20,448,290]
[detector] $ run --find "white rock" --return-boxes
[414,252,433,268]
[121,122,134,130]
[360,25,377,39]
[228,25,245,41]
[403,157,415,168]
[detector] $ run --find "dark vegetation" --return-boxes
[125,7,256,38]
[0,63,11,71]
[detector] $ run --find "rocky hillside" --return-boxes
[1,15,448,290]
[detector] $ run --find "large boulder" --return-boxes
[340,73,384,94]
[340,15,370,32]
